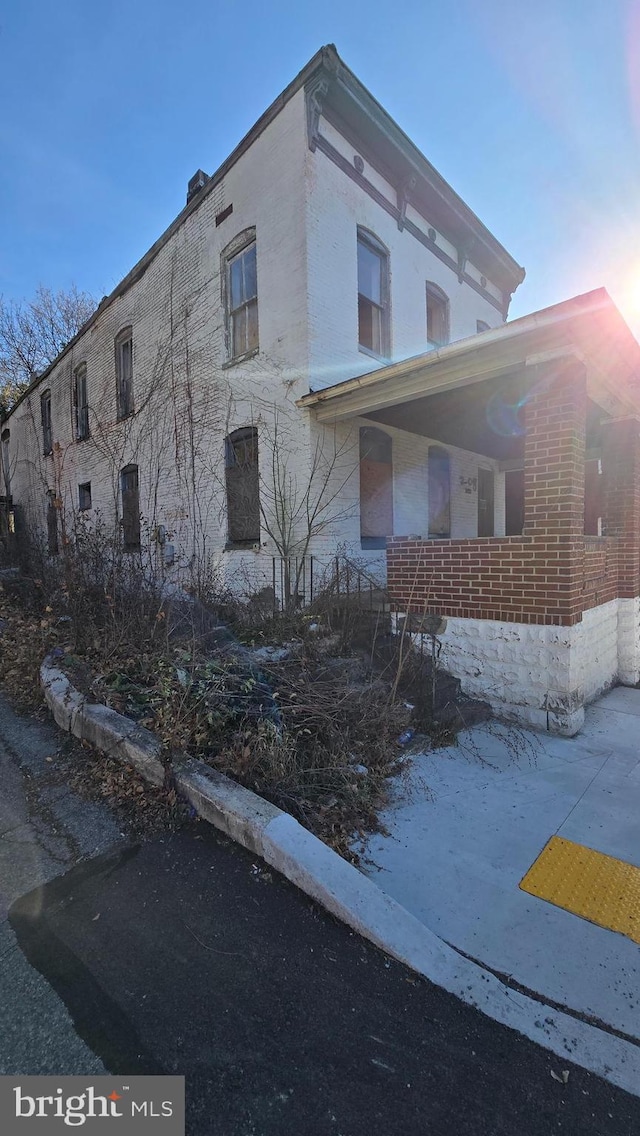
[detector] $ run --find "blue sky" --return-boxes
[2,0,640,333]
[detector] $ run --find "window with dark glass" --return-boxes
[47,491,58,555]
[225,427,260,544]
[476,319,490,334]
[426,283,449,348]
[41,390,53,455]
[1,430,10,496]
[78,481,92,511]
[357,231,389,356]
[115,328,134,419]
[228,242,258,358]
[75,362,90,440]
[359,427,393,549]
[121,464,141,550]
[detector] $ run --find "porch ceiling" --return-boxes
[364,383,607,461]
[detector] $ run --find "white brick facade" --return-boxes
[1,51,519,598]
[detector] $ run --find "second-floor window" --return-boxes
[41,390,52,455]
[357,230,389,357]
[1,430,10,497]
[426,283,449,348]
[115,328,134,419]
[228,241,258,358]
[74,362,90,440]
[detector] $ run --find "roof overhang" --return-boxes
[298,290,640,429]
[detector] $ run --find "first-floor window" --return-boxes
[225,427,260,544]
[359,426,393,549]
[47,492,58,556]
[121,464,141,550]
[428,446,451,537]
[78,481,92,511]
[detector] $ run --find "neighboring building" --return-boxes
[3,45,640,735]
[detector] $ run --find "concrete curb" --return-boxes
[41,659,640,1097]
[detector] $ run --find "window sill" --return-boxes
[222,347,259,370]
[427,339,449,350]
[358,345,390,364]
[116,411,134,423]
[75,434,91,444]
[224,540,261,551]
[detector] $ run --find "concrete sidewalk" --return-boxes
[359,686,640,1045]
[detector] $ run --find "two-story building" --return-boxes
[4,44,640,735]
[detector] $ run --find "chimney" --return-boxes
[187,169,209,204]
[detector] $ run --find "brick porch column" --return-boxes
[601,415,640,683]
[523,361,586,543]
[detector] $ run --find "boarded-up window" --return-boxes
[75,362,90,440]
[121,464,141,550]
[41,390,52,455]
[505,468,524,535]
[47,493,58,556]
[360,427,393,549]
[584,458,602,536]
[115,328,134,419]
[477,467,495,537]
[225,428,260,544]
[428,447,450,537]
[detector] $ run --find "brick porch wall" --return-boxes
[387,365,640,626]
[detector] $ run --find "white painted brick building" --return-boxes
[0,44,523,604]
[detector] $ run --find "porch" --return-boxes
[300,290,640,733]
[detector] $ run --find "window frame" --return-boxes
[359,426,393,550]
[120,464,141,551]
[74,361,90,440]
[115,327,134,420]
[223,230,259,363]
[78,481,92,512]
[357,229,390,360]
[1,429,10,497]
[224,426,260,546]
[426,282,450,348]
[41,390,53,456]
[476,319,490,334]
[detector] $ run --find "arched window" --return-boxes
[1,430,10,496]
[360,426,393,549]
[476,319,490,334]
[357,229,390,357]
[428,446,450,537]
[121,464,141,550]
[225,427,260,544]
[222,228,258,360]
[426,283,449,348]
[74,362,90,440]
[115,327,134,419]
[41,390,52,455]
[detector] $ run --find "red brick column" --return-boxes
[521,362,587,622]
[523,362,586,538]
[601,416,640,598]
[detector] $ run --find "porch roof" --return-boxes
[298,290,640,454]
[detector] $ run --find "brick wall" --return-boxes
[387,367,640,627]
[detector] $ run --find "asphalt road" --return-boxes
[0,694,638,1135]
[8,828,639,1136]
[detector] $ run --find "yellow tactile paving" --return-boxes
[519,835,640,944]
